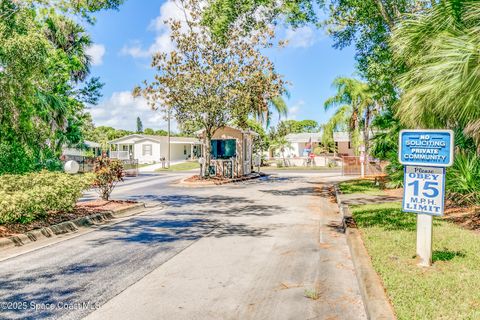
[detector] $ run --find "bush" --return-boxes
[0,142,35,174]
[385,158,404,189]
[446,152,480,206]
[93,156,124,200]
[0,171,93,224]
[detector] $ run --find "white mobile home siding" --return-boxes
[134,140,161,164]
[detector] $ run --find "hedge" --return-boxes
[0,171,94,224]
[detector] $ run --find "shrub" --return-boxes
[446,152,480,206]
[93,156,124,200]
[385,158,404,189]
[0,171,93,224]
[0,142,35,174]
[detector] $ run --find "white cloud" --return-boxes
[287,100,304,119]
[86,44,106,66]
[284,26,316,48]
[121,0,186,58]
[89,91,176,131]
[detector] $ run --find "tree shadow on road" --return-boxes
[127,194,246,208]
[260,186,327,197]
[0,261,109,320]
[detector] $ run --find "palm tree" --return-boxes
[253,95,288,128]
[44,14,92,82]
[270,136,292,165]
[323,77,376,155]
[392,1,480,150]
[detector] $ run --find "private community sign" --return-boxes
[399,129,454,167]
[399,129,454,266]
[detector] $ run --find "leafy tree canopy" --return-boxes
[135,0,286,176]
[0,0,120,173]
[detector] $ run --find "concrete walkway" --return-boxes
[86,174,366,320]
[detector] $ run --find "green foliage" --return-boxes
[385,158,403,189]
[0,142,35,175]
[313,146,326,155]
[446,152,480,206]
[325,1,424,107]
[323,77,377,155]
[277,119,319,135]
[83,125,134,150]
[143,128,168,136]
[240,119,269,155]
[370,109,401,161]
[0,0,121,174]
[338,179,384,195]
[270,136,292,160]
[93,156,124,200]
[135,0,285,177]
[0,171,93,224]
[352,202,480,320]
[393,1,480,145]
[136,116,143,133]
[203,0,321,41]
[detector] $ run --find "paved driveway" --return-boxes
[0,172,366,320]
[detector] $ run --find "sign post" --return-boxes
[399,130,454,267]
[359,145,366,178]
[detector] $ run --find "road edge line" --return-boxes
[335,185,397,320]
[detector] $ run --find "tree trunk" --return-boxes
[364,107,371,156]
[204,132,212,178]
[373,0,395,29]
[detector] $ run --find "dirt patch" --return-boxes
[0,200,137,238]
[384,188,403,197]
[443,206,480,231]
[184,175,231,185]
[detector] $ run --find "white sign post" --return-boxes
[403,166,445,266]
[399,130,453,267]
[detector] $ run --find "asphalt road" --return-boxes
[0,171,366,320]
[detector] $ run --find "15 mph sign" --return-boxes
[403,166,445,216]
[399,129,453,266]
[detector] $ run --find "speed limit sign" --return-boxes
[403,166,445,216]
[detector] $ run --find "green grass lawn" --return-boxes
[338,179,385,195]
[352,202,480,320]
[155,161,199,172]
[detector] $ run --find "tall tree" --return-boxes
[203,0,321,41]
[134,0,285,177]
[323,77,376,155]
[136,117,143,133]
[0,0,120,173]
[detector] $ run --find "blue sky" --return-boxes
[85,0,357,132]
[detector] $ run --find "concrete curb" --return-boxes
[179,172,265,186]
[0,203,147,251]
[334,185,396,320]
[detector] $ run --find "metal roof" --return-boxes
[285,133,322,143]
[109,134,201,144]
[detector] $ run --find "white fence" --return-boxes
[110,151,130,160]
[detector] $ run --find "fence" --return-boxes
[62,155,95,173]
[341,156,383,176]
[62,156,138,176]
[110,151,130,160]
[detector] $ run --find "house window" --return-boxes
[348,142,352,149]
[142,144,152,156]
